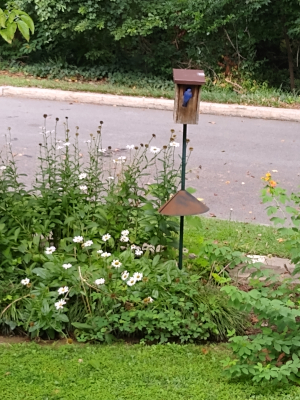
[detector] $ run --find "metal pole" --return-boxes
[178,124,187,269]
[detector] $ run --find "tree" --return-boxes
[0,7,34,43]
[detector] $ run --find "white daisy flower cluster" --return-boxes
[102,233,111,242]
[150,146,160,154]
[130,244,143,256]
[120,229,129,243]
[21,278,30,285]
[112,259,122,268]
[0,165,6,170]
[62,263,72,269]
[83,240,93,247]
[78,173,87,180]
[73,236,84,243]
[122,271,143,286]
[45,246,56,255]
[143,296,154,304]
[55,286,69,310]
[98,250,111,258]
[113,156,126,164]
[95,278,105,285]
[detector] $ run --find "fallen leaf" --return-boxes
[197,198,204,201]
[4,372,10,376]
[209,121,216,124]
[281,140,285,142]
[277,238,285,243]
[271,169,278,172]
[209,213,216,217]
[214,193,218,196]
[221,150,225,152]
[249,211,252,214]
[201,348,209,354]
[225,181,230,184]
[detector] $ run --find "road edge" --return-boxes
[1,85,300,122]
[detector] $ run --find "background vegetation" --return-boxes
[1,0,300,93]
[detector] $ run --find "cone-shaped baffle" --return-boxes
[158,190,209,216]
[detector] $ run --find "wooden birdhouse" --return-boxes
[173,69,205,125]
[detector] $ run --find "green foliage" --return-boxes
[1,343,299,400]
[0,118,244,342]
[221,174,300,384]
[1,0,300,89]
[0,7,34,43]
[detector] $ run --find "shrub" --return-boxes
[0,117,245,342]
[221,173,300,384]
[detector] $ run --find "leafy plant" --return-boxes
[221,173,300,384]
[0,7,34,43]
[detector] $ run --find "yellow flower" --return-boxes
[269,180,277,188]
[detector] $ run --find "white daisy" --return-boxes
[133,272,143,281]
[73,236,84,243]
[45,246,56,255]
[108,176,114,180]
[135,249,143,256]
[121,271,129,281]
[102,233,111,242]
[169,141,180,147]
[121,230,129,236]
[95,278,105,285]
[97,249,103,254]
[55,299,66,310]
[63,142,70,147]
[79,185,87,191]
[118,156,126,162]
[78,173,87,180]
[101,252,111,258]
[126,145,134,150]
[98,148,106,153]
[83,240,93,247]
[57,146,63,150]
[127,277,136,286]
[131,244,137,250]
[0,165,7,170]
[62,263,72,269]
[58,286,69,295]
[111,259,122,268]
[21,278,30,285]
[143,297,154,304]
[120,236,129,243]
[150,146,160,154]
[84,140,91,143]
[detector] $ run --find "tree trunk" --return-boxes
[283,26,295,91]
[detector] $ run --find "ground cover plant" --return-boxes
[0,117,246,343]
[221,173,300,384]
[1,341,300,400]
[2,70,300,109]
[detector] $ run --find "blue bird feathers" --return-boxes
[182,88,192,107]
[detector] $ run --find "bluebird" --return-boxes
[182,88,192,107]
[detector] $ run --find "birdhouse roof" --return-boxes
[173,69,205,85]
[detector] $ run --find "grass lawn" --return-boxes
[185,217,289,258]
[1,341,300,400]
[1,73,300,109]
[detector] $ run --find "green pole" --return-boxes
[178,124,187,270]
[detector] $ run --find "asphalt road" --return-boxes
[0,96,299,225]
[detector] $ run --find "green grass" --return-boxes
[1,342,300,400]
[185,217,289,258]
[1,73,300,109]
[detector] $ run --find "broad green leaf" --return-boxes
[17,20,30,41]
[19,14,34,34]
[0,12,6,28]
